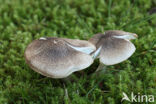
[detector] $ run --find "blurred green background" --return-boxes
[0,0,156,104]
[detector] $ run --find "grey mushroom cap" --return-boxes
[89,30,138,65]
[25,37,96,78]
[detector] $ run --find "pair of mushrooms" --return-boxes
[25,30,138,78]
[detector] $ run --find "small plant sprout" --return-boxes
[24,37,96,78]
[89,30,138,71]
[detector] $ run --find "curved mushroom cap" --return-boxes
[25,37,96,78]
[89,30,138,65]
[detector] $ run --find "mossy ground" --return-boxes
[0,0,156,104]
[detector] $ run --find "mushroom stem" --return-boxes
[67,43,95,54]
[96,63,107,72]
[63,83,70,100]
[113,34,138,40]
[91,46,102,59]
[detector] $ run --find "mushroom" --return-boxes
[24,37,99,78]
[89,30,138,71]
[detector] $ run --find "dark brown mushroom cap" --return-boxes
[25,37,96,78]
[89,30,137,65]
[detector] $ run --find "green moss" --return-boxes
[0,0,155,103]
